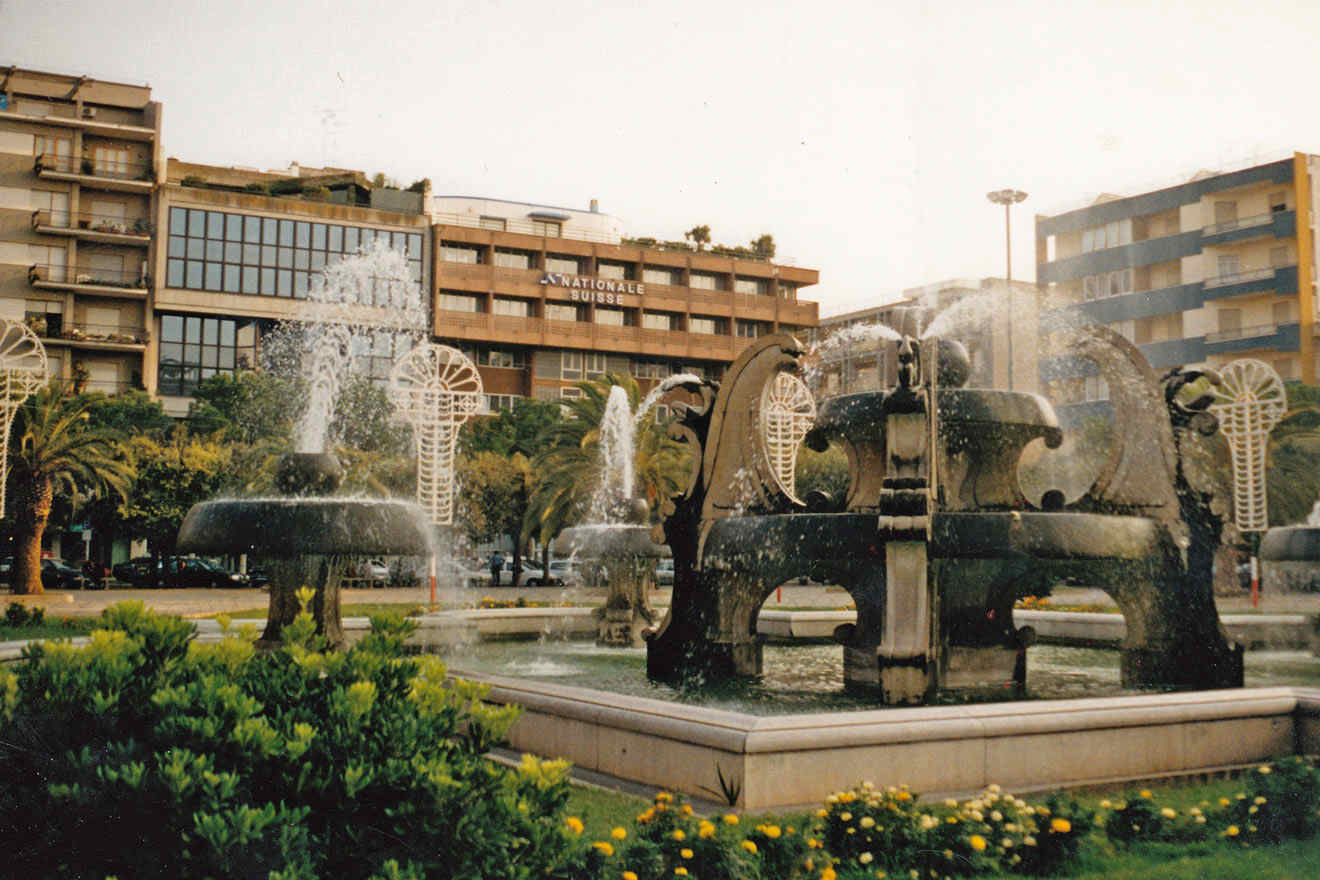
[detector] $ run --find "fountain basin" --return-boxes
[1261,525,1320,563]
[177,497,434,558]
[554,524,670,561]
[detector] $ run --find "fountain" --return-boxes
[1261,499,1320,593]
[645,329,1243,702]
[554,384,669,647]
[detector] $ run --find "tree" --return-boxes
[524,373,688,560]
[6,383,134,594]
[82,389,174,437]
[456,451,533,584]
[460,399,562,457]
[684,225,711,251]
[750,233,776,259]
[330,375,409,457]
[187,371,300,446]
[1266,382,1320,526]
[795,443,850,502]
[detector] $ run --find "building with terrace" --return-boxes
[1035,153,1318,417]
[0,67,162,395]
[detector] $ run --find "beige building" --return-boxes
[0,68,162,395]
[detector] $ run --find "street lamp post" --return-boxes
[986,188,1028,389]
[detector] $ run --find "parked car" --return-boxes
[247,568,270,590]
[483,561,560,587]
[0,556,13,583]
[41,558,90,590]
[77,560,111,590]
[112,556,155,585]
[344,559,390,588]
[654,558,675,586]
[548,559,581,586]
[162,557,248,588]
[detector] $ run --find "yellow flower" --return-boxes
[623,873,639,880]
[895,790,912,801]
[1259,765,1272,774]
[1253,796,1267,805]
[1219,797,1231,807]
[1225,825,1240,837]
[680,804,693,816]
[592,841,615,856]
[1050,818,1071,834]
[1139,790,1153,799]
[1160,808,1177,819]
[698,820,716,838]
[672,829,686,841]
[821,868,837,880]
[808,837,823,848]
[859,851,874,864]
[674,869,688,877]
[860,816,876,829]
[723,813,739,825]
[564,817,584,835]
[656,792,674,803]
[763,824,782,838]
[816,808,829,818]
[680,848,693,859]
[611,827,628,840]
[637,808,655,824]
[741,839,758,853]
[969,834,988,852]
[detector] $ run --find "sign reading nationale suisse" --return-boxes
[540,273,645,304]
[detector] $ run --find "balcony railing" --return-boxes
[32,209,152,237]
[29,263,149,290]
[35,154,154,183]
[1204,323,1279,344]
[60,322,149,346]
[1202,211,1277,236]
[1203,266,1277,289]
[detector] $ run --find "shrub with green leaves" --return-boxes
[1222,758,1320,845]
[0,602,575,878]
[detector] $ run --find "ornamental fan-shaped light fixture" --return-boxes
[0,320,48,514]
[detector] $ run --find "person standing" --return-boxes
[489,551,504,586]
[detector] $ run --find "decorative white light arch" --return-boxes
[388,343,483,525]
[760,371,816,501]
[1207,358,1287,532]
[0,320,48,514]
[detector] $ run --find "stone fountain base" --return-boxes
[555,524,669,649]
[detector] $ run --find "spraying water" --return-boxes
[588,386,636,522]
[634,372,702,426]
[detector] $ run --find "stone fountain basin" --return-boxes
[812,389,1063,447]
[177,497,433,558]
[1261,526,1320,562]
[701,511,1163,571]
[554,524,671,559]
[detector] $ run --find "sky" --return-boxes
[5,0,1320,315]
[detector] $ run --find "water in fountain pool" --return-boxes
[421,638,1320,716]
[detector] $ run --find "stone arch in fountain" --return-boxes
[388,343,483,525]
[0,320,47,513]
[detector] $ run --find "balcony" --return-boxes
[29,320,149,351]
[0,106,156,141]
[28,264,149,298]
[1204,321,1300,355]
[1201,210,1295,247]
[1202,264,1296,301]
[34,154,155,193]
[31,210,152,245]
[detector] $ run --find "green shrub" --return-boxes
[4,601,42,627]
[0,601,574,878]
[1223,758,1320,845]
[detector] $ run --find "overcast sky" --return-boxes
[5,0,1320,314]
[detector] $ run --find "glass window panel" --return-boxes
[185,316,202,343]
[207,212,224,239]
[161,341,183,362]
[360,229,375,246]
[312,223,327,250]
[261,267,275,294]
[344,226,360,253]
[168,236,186,258]
[328,226,343,252]
[224,242,242,263]
[185,261,203,288]
[224,265,240,292]
[243,243,260,264]
[278,247,293,268]
[162,314,184,342]
[170,207,187,235]
[294,249,309,270]
[202,319,218,345]
[206,240,223,261]
[310,251,325,270]
[167,259,184,287]
[205,263,222,290]
[187,238,204,260]
[189,209,207,237]
[261,245,277,265]
[294,272,308,298]
[262,217,278,245]
[278,219,294,246]
[242,266,258,294]
[219,349,235,369]
[201,347,218,368]
[295,222,310,248]
[226,214,242,241]
[278,270,292,297]
[244,215,261,242]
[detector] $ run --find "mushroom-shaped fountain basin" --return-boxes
[177,497,434,558]
[1261,525,1320,564]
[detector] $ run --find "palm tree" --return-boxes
[523,372,688,556]
[7,383,134,595]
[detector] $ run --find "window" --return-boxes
[632,359,673,379]
[642,311,677,331]
[1214,201,1238,227]
[594,306,627,326]
[1217,308,1242,334]
[485,393,523,412]
[30,244,67,281]
[1081,219,1132,252]
[690,316,726,335]
[493,248,532,269]
[35,135,72,171]
[778,282,799,300]
[560,387,583,399]
[437,292,483,312]
[24,300,62,337]
[157,313,259,396]
[492,297,531,317]
[1271,246,1291,267]
[584,352,608,376]
[530,219,561,237]
[1217,254,1241,281]
[31,190,70,226]
[562,350,582,379]
[690,271,722,290]
[643,265,680,286]
[736,319,767,338]
[546,254,581,274]
[481,349,526,369]
[734,276,770,296]
[598,260,633,281]
[1083,375,1109,402]
[1270,191,1288,213]
[166,209,423,299]
[479,216,507,231]
[546,303,583,322]
[441,242,482,263]
[92,146,131,178]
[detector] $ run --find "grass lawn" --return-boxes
[0,616,97,641]
[220,603,431,620]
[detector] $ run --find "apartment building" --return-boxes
[1036,153,1318,412]
[810,278,1039,397]
[0,67,162,395]
[428,196,819,407]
